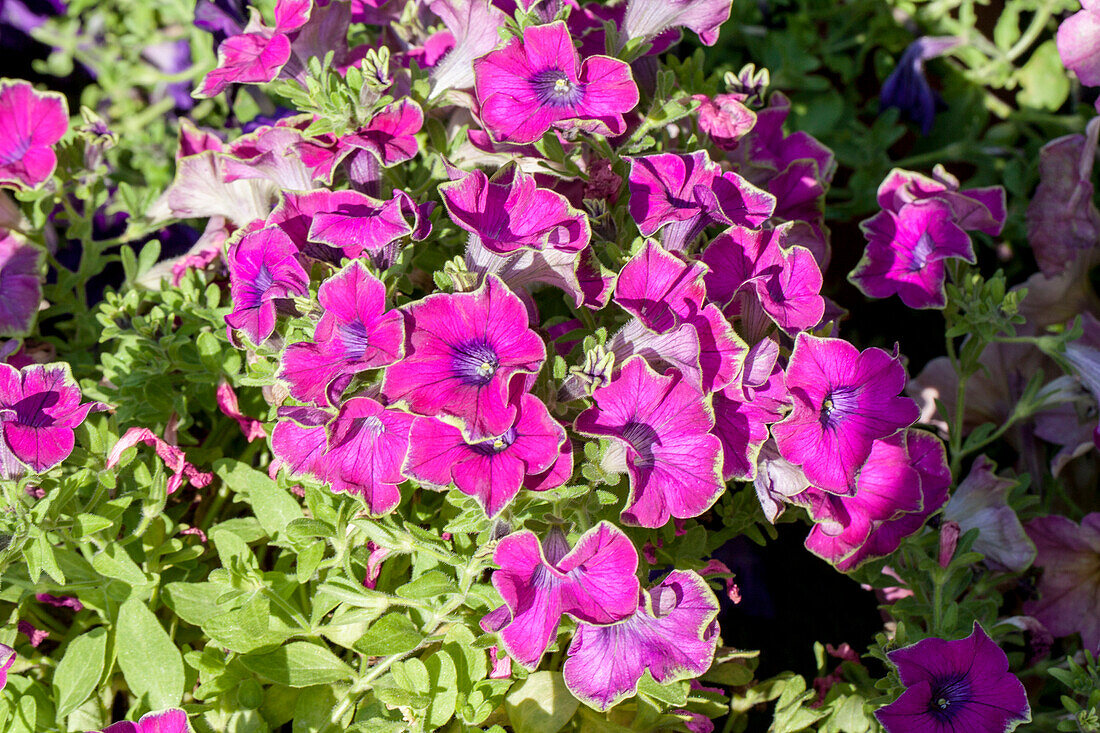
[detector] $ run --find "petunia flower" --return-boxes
[98,708,191,733]
[382,275,545,439]
[0,644,13,691]
[1025,512,1100,653]
[105,427,214,495]
[404,391,566,516]
[158,150,278,227]
[850,198,974,310]
[221,124,320,191]
[875,623,1031,733]
[0,79,68,190]
[626,151,775,252]
[876,165,1006,237]
[563,570,720,711]
[574,356,725,527]
[480,523,640,669]
[1057,0,1100,110]
[943,456,1035,573]
[473,21,639,144]
[279,261,405,405]
[335,99,424,191]
[712,338,787,481]
[224,226,309,345]
[771,334,920,494]
[0,362,103,473]
[613,240,706,333]
[428,0,509,96]
[215,381,267,442]
[36,592,83,611]
[439,166,590,255]
[879,37,961,136]
[621,0,732,47]
[0,229,41,337]
[693,92,756,149]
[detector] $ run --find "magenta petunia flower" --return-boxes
[480,523,640,669]
[0,363,102,473]
[613,240,706,333]
[876,165,1006,237]
[404,391,565,517]
[439,166,590,255]
[621,0,733,47]
[0,644,13,692]
[875,623,1030,733]
[712,337,788,481]
[382,275,545,439]
[563,570,720,711]
[850,199,974,310]
[0,79,68,190]
[771,334,920,494]
[1058,0,1100,109]
[1024,512,1100,653]
[224,226,309,344]
[626,151,775,252]
[693,92,756,149]
[428,0,509,95]
[99,708,191,733]
[338,99,423,169]
[0,230,42,337]
[221,124,318,191]
[473,21,639,144]
[279,262,405,405]
[162,150,278,227]
[575,356,725,528]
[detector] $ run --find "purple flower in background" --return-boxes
[382,275,545,439]
[0,363,102,473]
[0,79,68,190]
[563,570,720,711]
[772,334,919,494]
[99,708,191,733]
[575,356,725,527]
[1025,513,1100,653]
[943,456,1035,572]
[224,226,309,344]
[473,21,639,144]
[1057,0,1100,110]
[279,261,405,405]
[614,240,706,333]
[875,624,1030,733]
[142,39,195,111]
[621,0,733,47]
[850,198,974,309]
[194,0,247,47]
[481,523,640,668]
[0,230,41,337]
[880,37,961,135]
[0,0,65,38]
[440,166,590,254]
[428,0,508,95]
[404,391,566,516]
[0,643,13,691]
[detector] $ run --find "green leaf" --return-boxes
[214,459,303,541]
[25,535,65,585]
[1016,41,1070,111]
[355,613,424,656]
[53,627,107,720]
[72,513,114,538]
[116,599,185,710]
[241,642,355,687]
[505,671,578,733]
[162,581,236,626]
[202,594,290,654]
[425,649,458,728]
[395,569,457,599]
[92,544,151,587]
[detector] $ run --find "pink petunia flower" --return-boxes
[613,240,706,333]
[98,708,191,733]
[771,334,920,494]
[382,275,545,439]
[0,644,13,691]
[621,0,733,47]
[875,165,1006,237]
[850,199,974,310]
[0,363,103,473]
[1057,0,1100,111]
[473,21,639,144]
[279,261,405,405]
[404,390,566,517]
[224,226,309,344]
[712,337,788,481]
[563,570,720,711]
[1025,512,1100,653]
[0,79,68,190]
[480,523,640,669]
[215,381,267,442]
[0,229,41,337]
[36,593,84,612]
[693,93,756,149]
[575,356,725,527]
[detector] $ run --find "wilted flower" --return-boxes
[1025,512,1100,653]
[106,427,214,495]
[880,37,961,135]
[875,623,1030,733]
[0,79,68,190]
[473,21,639,144]
[0,229,41,337]
[943,456,1035,572]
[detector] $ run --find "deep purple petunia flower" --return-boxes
[0,79,68,190]
[1024,512,1100,653]
[880,37,960,136]
[875,623,1030,733]
[771,334,920,494]
[382,275,545,439]
[99,707,191,733]
[1057,0,1100,111]
[575,356,725,527]
[480,523,640,669]
[224,226,309,344]
[0,229,41,337]
[279,261,405,405]
[439,165,590,255]
[850,198,974,310]
[621,0,732,47]
[404,391,566,517]
[563,570,720,711]
[473,21,639,144]
[0,362,102,473]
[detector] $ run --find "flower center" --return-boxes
[907,230,936,272]
[254,263,275,293]
[820,386,860,428]
[530,69,583,108]
[621,420,659,469]
[339,320,372,359]
[0,137,31,165]
[928,674,970,722]
[452,340,500,386]
[471,427,518,456]
[12,392,60,429]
